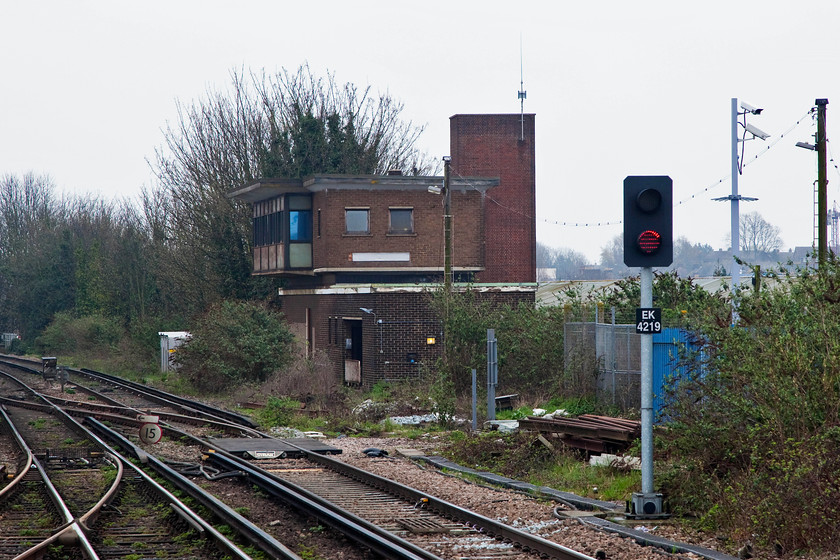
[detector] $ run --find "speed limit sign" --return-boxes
[139,423,163,444]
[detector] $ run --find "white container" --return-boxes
[158,331,190,372]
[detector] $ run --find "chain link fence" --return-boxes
[563,305,643,410]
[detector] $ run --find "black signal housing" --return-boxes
[623,176,673,267]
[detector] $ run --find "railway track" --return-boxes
[0,368,264,559]
[1,356,598,560]
[0,357,260,438]
[0,354,253,426]
[0,405,78,559]
[205,441,595,560]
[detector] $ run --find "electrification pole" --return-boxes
[730,98,742,290]
[715,98,765,300]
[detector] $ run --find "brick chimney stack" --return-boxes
[449,114,536,283]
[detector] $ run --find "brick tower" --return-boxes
[449,114,536,283]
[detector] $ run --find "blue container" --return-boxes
[652,328,702,420]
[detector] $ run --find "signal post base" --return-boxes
[627,492,670,519]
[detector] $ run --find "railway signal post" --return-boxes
[624,175,672,518]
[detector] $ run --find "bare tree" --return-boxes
[599,234,631,277]
[537,242,591,280]
[672,237,722,277]
[0,173,61,336]
[739,212,782,255]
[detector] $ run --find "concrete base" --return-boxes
[627,492,669,519]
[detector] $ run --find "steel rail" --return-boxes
[75,365,244,425]
[0,369,255,560]
[90,416,440,560]
[0,357,257,429]
[109,410,591,560]
[0,358,128,407]
[2,358,592,559]
[79,366,257,428]
[0,405,99,560]
[281,440,596,560]
[78,451,124,528]
[42,392,262,436]
[203,448,444,560]
[0,407,33,501]
[86,417,303,560]
[77,425,255,560]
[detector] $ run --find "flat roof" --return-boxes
[228,174,499,203]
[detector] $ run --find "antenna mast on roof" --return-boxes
[518,34,527,141]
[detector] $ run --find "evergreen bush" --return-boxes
[174,300,294,391]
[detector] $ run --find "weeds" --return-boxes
[441,431,640,501]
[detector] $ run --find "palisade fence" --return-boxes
[563,305,698,413]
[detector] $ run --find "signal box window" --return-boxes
[389,208,414,234]
[253,197,283,247]
[345,208,370,234]
[288,195,312,268]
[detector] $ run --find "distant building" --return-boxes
[229,114,537,387]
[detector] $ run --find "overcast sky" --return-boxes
[2,1,839,263]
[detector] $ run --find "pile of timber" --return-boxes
[518,414,641,453]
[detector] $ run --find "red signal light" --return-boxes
[637,230,662,254]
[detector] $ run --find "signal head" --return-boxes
[623,176,673,267]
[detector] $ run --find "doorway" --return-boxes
[343,318,363,384]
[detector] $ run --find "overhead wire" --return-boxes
[453,109,813,229]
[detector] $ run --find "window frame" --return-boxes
[388,207,414,235]
[286,195,312,268]
[345,207,371,235]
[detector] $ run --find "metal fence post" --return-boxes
[471,369,478,431]
[487,329,497,421]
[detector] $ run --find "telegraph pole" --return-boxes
[443,156,453,292]
[817,99,829,266]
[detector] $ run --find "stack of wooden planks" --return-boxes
[517,414,641,453]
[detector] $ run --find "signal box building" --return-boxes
[229,114,537,387]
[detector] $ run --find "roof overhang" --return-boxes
[228,174,499,204]
[226,178,306,203]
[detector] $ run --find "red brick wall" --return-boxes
[450,114,536,283]
[280,288,535,388]
[311,188,484,271]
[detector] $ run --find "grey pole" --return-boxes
[611,306,617,406]
[471,369,478,431]
[640,266,654,495]
[730,97,741,292]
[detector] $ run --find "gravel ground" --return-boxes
[324,435,737,560]
[0,365,782,560]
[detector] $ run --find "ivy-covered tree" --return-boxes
[152,64,435,315]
